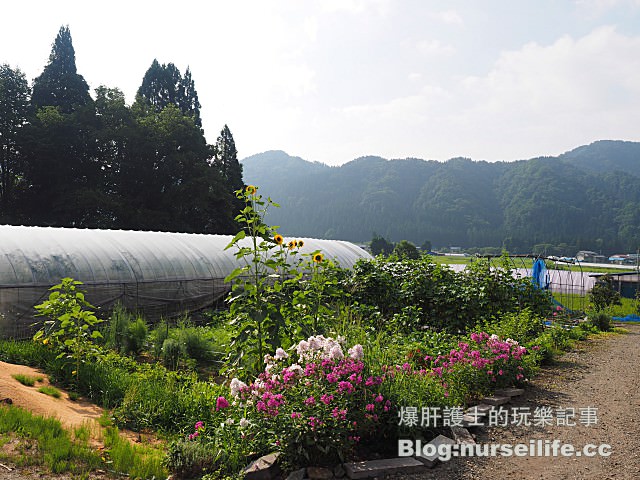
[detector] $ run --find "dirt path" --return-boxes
[0,361,104,430]
[399,325,640,480]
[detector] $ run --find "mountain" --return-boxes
[241,141,640,254]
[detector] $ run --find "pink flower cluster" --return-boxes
[188,420,204,440]
[230,336,390,442]
[393,332,530,388]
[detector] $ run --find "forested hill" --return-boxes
[241,141,640,254]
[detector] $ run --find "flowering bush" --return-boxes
[397,331,532,405]
[191,336,392,468]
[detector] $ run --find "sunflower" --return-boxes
[297,240,304,248]
[245,185,257,195]
[274,234,284,245]
[313,252,324,263]
[288,240,297,250]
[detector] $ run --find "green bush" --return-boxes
[478,309,546,344]
[174,324,213,362]
[589,312,612,331]
[162,338,182,370]
[151,320,170,359]
[103,303,132,353]
[164,438,217,479]
[124,317,148,355]
[114,365,225,433]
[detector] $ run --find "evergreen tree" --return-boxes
[31,26,92,113]
[213,124,244,192]
[370,234,394,256]
[22,26,99,227]
[393,240,419,259]
[136,60,201,127]
[0,64,30,221]
[181,68,202,128]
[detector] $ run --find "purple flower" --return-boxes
[320,394,334,405]
[216,396,230,411]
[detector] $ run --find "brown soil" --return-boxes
[394,324,640,480]
[0,362,148,479]
[0,361,104,430]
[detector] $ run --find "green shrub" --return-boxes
[478,309,546,344]
[164,438,217,479]
[76,351,136,408]
[175,326,213,362]
[162,338,182,370]
[124,317,148,355]
[151,320,170,359]
[103,303,132,353]
[589,312,612,331]
[113,366,225,433]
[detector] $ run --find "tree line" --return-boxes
[0,26,243,233]
[242,147,640,255]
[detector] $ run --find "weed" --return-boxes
[38,386,61,398]
[11,373,42,387]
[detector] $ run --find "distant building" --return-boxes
[576,250,607,263]
[590,272,640,299]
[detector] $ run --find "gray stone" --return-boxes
[466,403,492,416]
[481,395,510,406]
[415,435,456,468]
[461,413,484,427]
[243,452,281,480]
[495,387,525,397]
[450,426,476,445]
[344,457,426,479]
[307,467,333,480]
[286,468,306,480]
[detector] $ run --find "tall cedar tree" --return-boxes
[136,60,202,127]
[0,65,30,221]
[213,125,244,192]
[31,26,92,113]
[22,27,100,227]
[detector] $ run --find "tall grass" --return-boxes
[102,426,167,479]
[11,373,43,386]
[0,405,101,474]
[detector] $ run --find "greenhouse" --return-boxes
[0,225,372,339]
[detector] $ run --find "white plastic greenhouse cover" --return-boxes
[0,225,372,338]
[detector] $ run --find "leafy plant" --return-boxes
[589,275,622,312]
[33,278,103,388]
[124,317,148,355]
[224,185,301,377]
[588,312,612,331]
[162,338,182,370]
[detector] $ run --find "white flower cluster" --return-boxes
[230,377,248,398]
[294,335,364,363]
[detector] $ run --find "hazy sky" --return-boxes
[3,1,640,165]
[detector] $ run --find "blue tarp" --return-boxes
[612,314,640,322]
[531,258,550,290]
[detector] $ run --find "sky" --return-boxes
[3,0,640,165]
